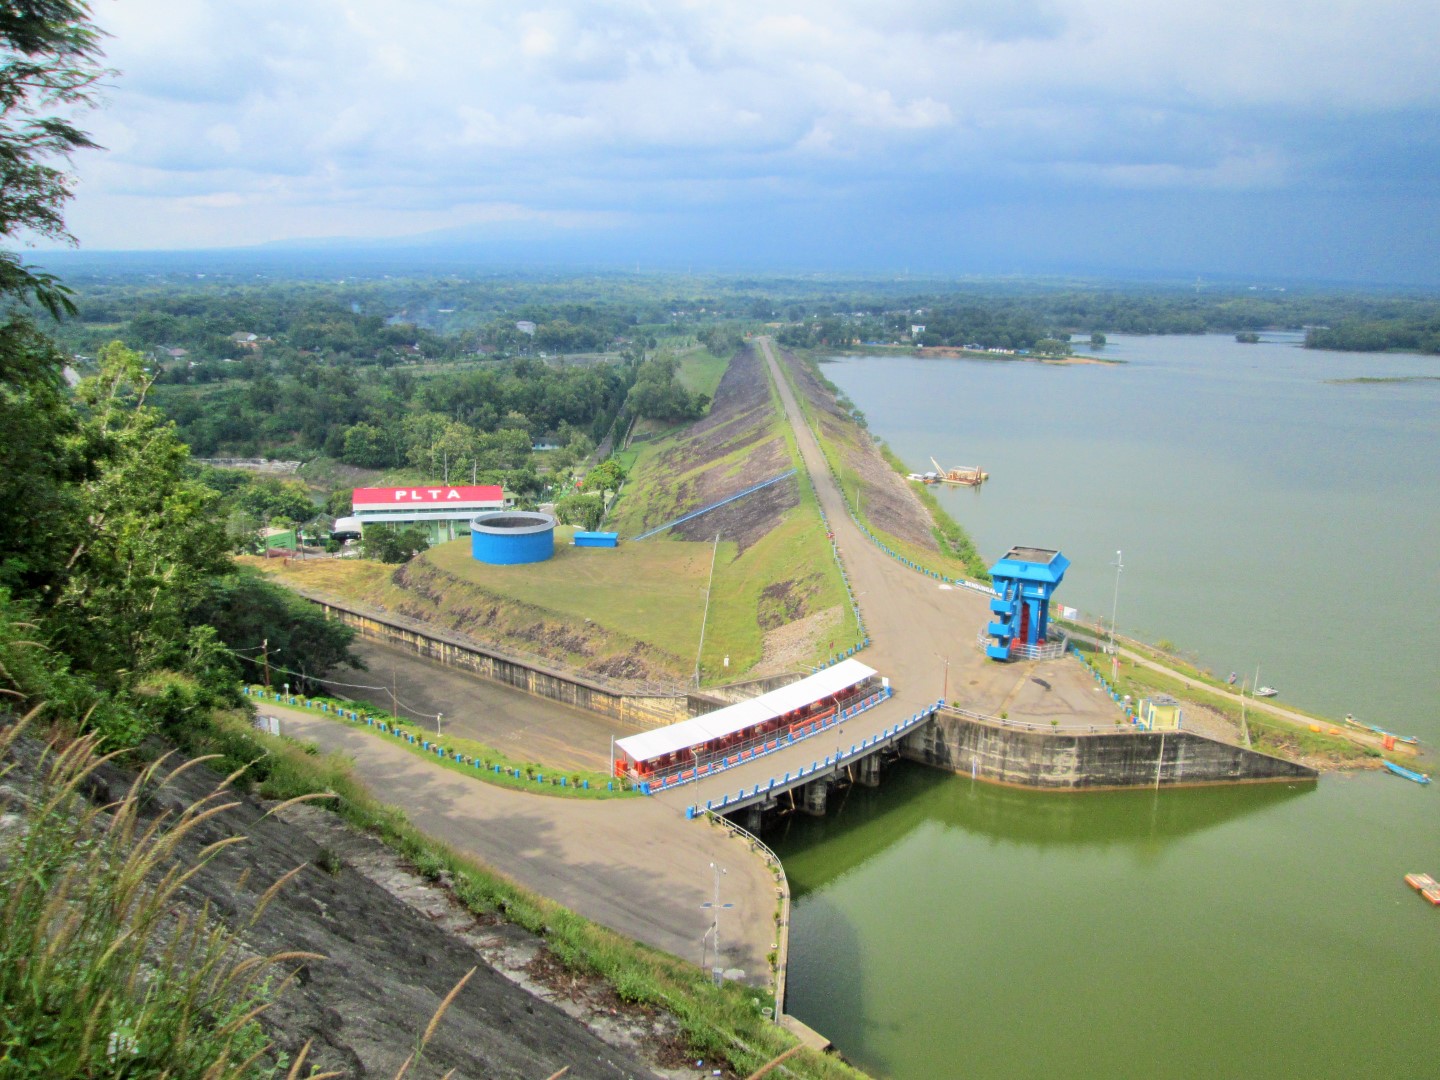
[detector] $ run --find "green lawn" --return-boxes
[426,531,710,652]
[675,346,732,402]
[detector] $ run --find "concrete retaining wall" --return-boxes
[307,597,688,729]
[701,671,806,705]
[905,709,1317,789]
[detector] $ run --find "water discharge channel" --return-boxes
[772,335,1439,1078]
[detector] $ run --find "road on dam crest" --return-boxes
[279,336,1121,1002]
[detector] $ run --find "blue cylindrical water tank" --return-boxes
[470,511,556,565]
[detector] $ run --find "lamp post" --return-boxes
[1109,549,1124,681]
[700,863,733,986]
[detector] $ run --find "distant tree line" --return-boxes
[1305,317,1440,354]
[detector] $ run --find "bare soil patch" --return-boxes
[754,605,845,675]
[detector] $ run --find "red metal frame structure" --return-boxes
[615,659,884,790]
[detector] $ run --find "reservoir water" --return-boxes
[772,335,1440,1078]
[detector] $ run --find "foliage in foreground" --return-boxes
[0,719,314,1078]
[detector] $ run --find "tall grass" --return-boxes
[0,715,324,1079]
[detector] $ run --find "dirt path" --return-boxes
[272,706,781,987]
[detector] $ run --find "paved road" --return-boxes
[274,335,1124,999]
[661,338,1119,808]
[324,640,646,773]
[273,707,780,986]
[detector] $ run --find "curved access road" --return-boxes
[272,706,781,987]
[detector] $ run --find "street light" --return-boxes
[700,863,733,986]
[1109,549,1124,680]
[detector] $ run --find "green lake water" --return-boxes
[770,335,1440,1078]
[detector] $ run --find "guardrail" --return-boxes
[790,392,993,598]
[244,685,630,794]
[939,701,1132,734]
[972,629,1070,661]
[703,810,791,1021]
[807,483,869,669]
[684,698,944,815]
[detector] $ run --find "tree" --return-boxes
[554,492,604,531]
[189,568,362,694]
[341,420,398,467]
[1090,332,1107,347]
[0,3,107,593]
[54,342,230,681]
[582,458,626,494]
[360,523,429,564]
[0,316,83,595]
[0,0,109,317]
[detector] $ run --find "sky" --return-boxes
[36,0,1440,283]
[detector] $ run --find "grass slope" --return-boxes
[261,344,857,685]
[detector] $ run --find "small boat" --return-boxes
[1368,724,1419,745]
[1254,686,1278,698]
[1383,760,1432,785]
[1404,873,1440,905]
[1345,714,1420,744]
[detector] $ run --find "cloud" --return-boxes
[39,0,1437,279]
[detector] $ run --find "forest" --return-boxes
[52,268,1440,380]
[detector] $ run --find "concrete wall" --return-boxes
[701,671,806,705]
[308,597,687,729]
[905,709,1317,789]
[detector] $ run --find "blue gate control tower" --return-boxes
[986,546,1070,661]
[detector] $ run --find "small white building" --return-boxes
[352,485,509,543]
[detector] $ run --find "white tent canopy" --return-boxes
[616,658,877,765]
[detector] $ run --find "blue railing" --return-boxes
[682,698,944,817]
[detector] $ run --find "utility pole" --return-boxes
[1109,550,1124,681]
[700,863,733,986]
[695,532,720,688]
[1240,680,1251,747]
[262,638,271,692]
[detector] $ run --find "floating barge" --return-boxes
[1404,873,1440,905]
[926,457,988,486]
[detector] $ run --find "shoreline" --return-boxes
[823,343,1120,365]
[785,341,1408,772]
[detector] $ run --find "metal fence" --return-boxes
[971,629,1070,661]
[703,811,791,1019]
